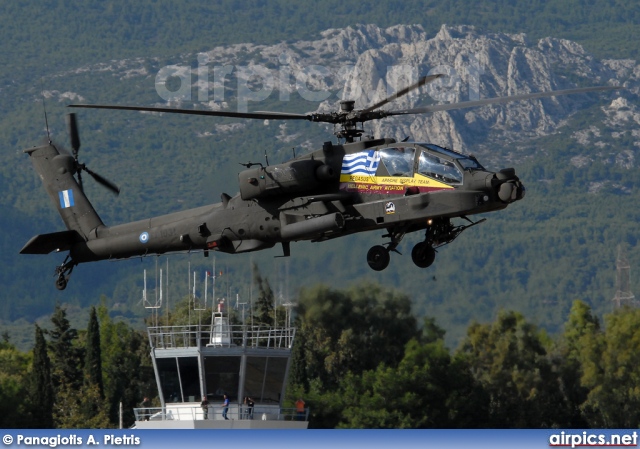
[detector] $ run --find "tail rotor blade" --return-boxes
[83,166,120,196]
[66,113,119,195]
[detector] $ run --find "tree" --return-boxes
[74,306,110,427]
[48,304,83,391]
[54,382,110,429]
[458,310,566,427]
[85,306,104,399]
[287,283,421,427]
[0,333,32,428]
[98,302,155,427]
[48,304,86,428]
[252,263,275,326]
[552,300,601,427]
[291,283,419,391]
[336,338,482,428]
[289,326,309,392]
[580,306,640,427]
[29,324,54,428]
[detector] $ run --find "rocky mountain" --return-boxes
[60,24,637,164]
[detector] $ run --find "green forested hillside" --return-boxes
[1,0,639,351]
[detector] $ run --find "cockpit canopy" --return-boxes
[376,143,483,185]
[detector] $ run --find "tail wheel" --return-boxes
[55,276,68,291]
[367,245,390,271]
[54,256,75,291]
[411,242,436,268]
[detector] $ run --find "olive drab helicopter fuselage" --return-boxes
[19,74,617,290]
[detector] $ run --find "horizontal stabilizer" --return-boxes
[20,230,83,254]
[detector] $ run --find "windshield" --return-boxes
[378,147,415,177]
[420,143,484,170]
[418,152,463,184]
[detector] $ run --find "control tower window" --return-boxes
[157,358,181,403]
[156,357,200,403]
[178,357,200,402]
[204,356,241,401]
[378,147,415,177]
[244,356,288,404]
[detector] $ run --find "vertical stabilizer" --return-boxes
[25,143,104,239]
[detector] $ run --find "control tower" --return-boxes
[134,303,307,429]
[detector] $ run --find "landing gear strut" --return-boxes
[365,217,486,271]
[54,256,76,291]
[410,216,486,269]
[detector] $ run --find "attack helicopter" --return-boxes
[20,74,616,290]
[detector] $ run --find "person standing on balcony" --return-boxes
[296,398,306,421]
[247,396,255,419]
[201,396,210,420]
[140,397,151,421]
[222,394,230,420]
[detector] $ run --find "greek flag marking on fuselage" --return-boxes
[341,150,380,176]
[58,190,75,209]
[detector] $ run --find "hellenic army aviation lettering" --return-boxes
[20,74,617,290]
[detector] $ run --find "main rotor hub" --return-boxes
[340,100,355,113]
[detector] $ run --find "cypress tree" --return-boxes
[49,304,83,390]
[85,306,104,399]
[31,324,54,428]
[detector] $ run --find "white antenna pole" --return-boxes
[159,268,163,306]
[192,271,197,325]
[143,269,147,305]
[213,259,216,311]
[152,257,158,326]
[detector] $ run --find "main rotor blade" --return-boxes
[76,169,84,192]
[69,104,313,121]
[66,113,81,158]
[83,166,121,196]
[386,85,621,116]
[360,74,444,114]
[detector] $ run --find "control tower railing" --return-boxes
[134,405,309,422]
[147,324,296,350]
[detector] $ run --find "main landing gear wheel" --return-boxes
[411,242,436,268]
[367,245,390,271]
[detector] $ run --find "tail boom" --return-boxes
[24,144,104,239]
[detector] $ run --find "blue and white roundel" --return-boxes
[139,232,150,244]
